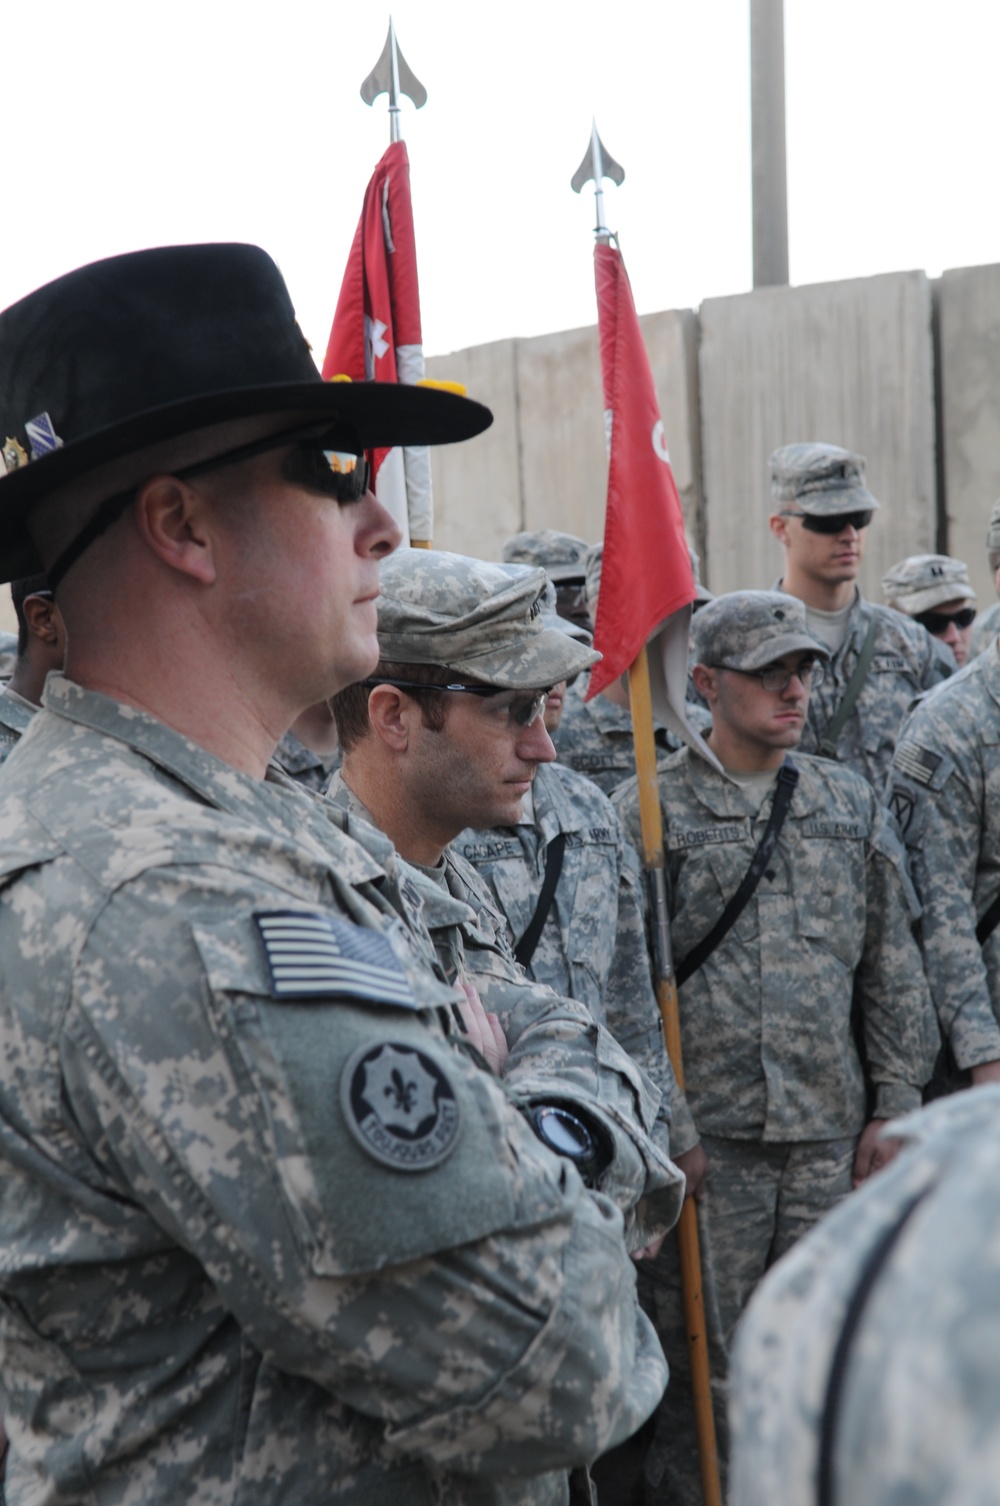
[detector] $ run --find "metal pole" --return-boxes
[627,648,722,1506]
[573,126,722,1506]
[388,16,401,144]
[750,0,789,286]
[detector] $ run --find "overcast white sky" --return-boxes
[3,1,998,360]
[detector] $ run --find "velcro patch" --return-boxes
[340,1042,461,1171]
[887,786,917,837]
[460,838,523,862]
[802,819,865,839]
[871,655,912,674]
[894,743,943,787]
[666,824,745,850]
[255,911,418,1007]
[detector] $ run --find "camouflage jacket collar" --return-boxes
[274,728,337,777]
[530,758,591,840]
[978,637,1000,711]
[0,685,37,737]
[41,674,388,883]
[680,746,822,820]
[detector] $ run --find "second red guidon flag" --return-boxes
[587,239,695,698]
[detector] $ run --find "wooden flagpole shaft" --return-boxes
[626,645,722,1506]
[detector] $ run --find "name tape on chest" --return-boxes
[460,837,523,862]
[893,742,943,788]
[666,824,745,851]
[255,911,418,1008]
[567,752,629,773]
[871,654,914,675]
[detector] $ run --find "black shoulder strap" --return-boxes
[817,1186,929,1506]
[514,832,567,970]
[816,614,878,758]
[976,891,1000,946]
[675,761,799,988]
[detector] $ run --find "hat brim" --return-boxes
[794,483,880,517]
[0,380,492,580]
[891,582,976,616]
[435,623,600,690]
[722,631,831,671]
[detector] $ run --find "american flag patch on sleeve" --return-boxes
[254,911,419,1008]
[893,743,943,787]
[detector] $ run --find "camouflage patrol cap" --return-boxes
[692,590,829,671]
[770,441,880,517]
[583,542,604,620]
[376,548,599,688]
[987,501,1000,555]
[501,529,590,583]
[881,553,976,616]
[497,565,593,648]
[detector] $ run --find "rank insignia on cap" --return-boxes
[340,1041,461,1171]
[24,411,63,460]
[1,437,28,474]
[255,910,418,1007]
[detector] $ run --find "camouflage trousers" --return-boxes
[633,1133,856,1506]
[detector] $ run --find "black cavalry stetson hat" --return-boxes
[0,242,492,580]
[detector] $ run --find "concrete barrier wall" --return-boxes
[425,308,703,563]
[698,271,938,599]
[938,264,1000,610]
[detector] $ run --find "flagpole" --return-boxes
[359,18,433,548]
[573,128,722,1506]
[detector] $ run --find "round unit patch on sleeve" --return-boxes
[340,1042,461,1171]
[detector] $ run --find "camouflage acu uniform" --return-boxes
[787,587,952,788]
[553,669,681,795]
[769,443,952,785]
[885,641,1000,1070]
[730,1088,1000,1506]
[969,500,1000,657]
[613,742,937,1504]
[455,757,698,1155]
[272,726,341,792]
[328,770,686,1222]
[0,683,34,764]
[970,599,1000,658]
[0,630,17,681]
[0,675,673,1505]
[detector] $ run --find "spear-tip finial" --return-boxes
[360,17,427,143]
[571,121,625,241]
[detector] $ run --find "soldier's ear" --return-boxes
[768,512,790,547]
[366,684,414,752]
[691,663,717,702]
[22,594,60,646]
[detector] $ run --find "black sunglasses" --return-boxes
[46,422,371,592]
[780,509,873,535]
[914,606,976,634]
[177,423,370,503]
[361,677,550,728]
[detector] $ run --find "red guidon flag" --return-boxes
[323,140,432,544]
[587,241,715,761]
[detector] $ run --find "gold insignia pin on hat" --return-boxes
[1,438,27,475]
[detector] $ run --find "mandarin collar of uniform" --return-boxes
[42,673,387,882]
[0,684,37,737]
[325,767,479,936]
[980,636,1000,711]
[682,745,821,818]
[529,759,587,839]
